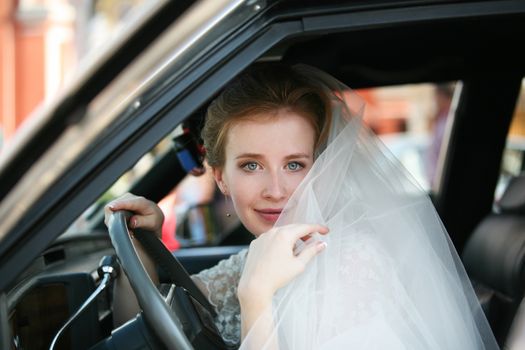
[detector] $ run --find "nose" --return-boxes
[262,171,287,201]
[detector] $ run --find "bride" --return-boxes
[105,63,498,349]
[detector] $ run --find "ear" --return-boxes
[212,167,229,195]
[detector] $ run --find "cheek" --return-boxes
[226,172,258,206]
[284,166,311,195]
[289,172,308,191]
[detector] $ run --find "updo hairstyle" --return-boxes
[201,63,332,168]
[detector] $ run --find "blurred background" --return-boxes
[2,0,525,248]
[0,0,155,147]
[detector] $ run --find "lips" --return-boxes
[255,208,283,223]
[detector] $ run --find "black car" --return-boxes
[1,0,525,349]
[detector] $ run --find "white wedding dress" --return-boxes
[193,249,247,346]
[195,65,499,350]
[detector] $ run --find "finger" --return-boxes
[105,194,148,226]
[296,240,327,266]
[106,192,136,208]
[107,196,152,214]
[129,214,160,231]
[107,198,136,211]
[279,224,329,242]
[104,201,130,227]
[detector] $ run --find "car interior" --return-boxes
[1,1,525,349]
[463,173,525,344]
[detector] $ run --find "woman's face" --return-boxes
[213,109,316,237]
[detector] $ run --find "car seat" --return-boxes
[462,173,525,346]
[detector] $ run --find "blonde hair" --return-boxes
[201,63,332,167]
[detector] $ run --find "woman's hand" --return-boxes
[104,192,165,238]
[237,224,328,341]
[104,193,163,326]
[238,224,328,304]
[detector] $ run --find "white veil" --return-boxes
[239,65,499,349]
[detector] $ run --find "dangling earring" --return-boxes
[219,180,232,218]
[224,194,231,217]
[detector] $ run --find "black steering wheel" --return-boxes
[107,210,194,350]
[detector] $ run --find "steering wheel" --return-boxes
[107,210,193,350]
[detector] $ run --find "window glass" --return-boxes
[356,82,457,192]
[157,169,240,250]
[67,125,243,250]
[495,78,525,201]
[64,135,173,235]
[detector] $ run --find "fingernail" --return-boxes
[130,218,137,228]
[318,241,327,251]
[108,204,115,210]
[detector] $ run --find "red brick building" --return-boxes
[0,0,76,145]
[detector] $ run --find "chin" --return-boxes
[247,223,271,237]
[250,226,266,237]
[241,215,267,236]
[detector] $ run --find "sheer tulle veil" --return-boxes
[240,65,499,349]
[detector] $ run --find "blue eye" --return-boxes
[242,162,259,171]
[287,161,303,171]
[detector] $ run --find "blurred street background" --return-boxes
[1,0,524,194]
[0,0,154,146]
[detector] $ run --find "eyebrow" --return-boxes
[235,153,312,160]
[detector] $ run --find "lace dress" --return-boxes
[192,249,248,346]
